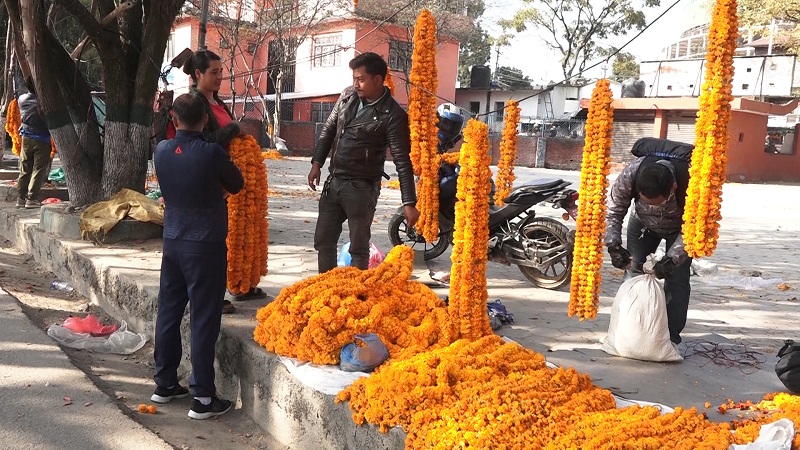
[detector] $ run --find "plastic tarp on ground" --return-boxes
[79,188,164,242]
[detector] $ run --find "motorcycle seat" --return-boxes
[519,179,564,192]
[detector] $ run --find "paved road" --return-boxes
[0,289,171,450]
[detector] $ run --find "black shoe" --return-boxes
[188,396,232,420]
[150,384,189,403]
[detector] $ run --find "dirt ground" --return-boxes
[0,239,285,450]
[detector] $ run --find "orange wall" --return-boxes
[354,22,459,107]
[726,111,800,183]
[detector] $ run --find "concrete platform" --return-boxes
[0,205,405,450]
[39,204,163,243]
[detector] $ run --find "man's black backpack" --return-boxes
[630,137,693,210]
[776,339,800,393]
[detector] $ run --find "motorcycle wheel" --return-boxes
[517,217,573,289]
[387,213,451,261]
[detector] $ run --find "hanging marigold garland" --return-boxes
[50,139,57,159]
[440,151,460,165]
[226,134,269,295]
[408,9,440,243]
[5,99,21,156]
[569,79,614,321]
[494,100,520,206]
[407,9,438,176]
[682,0,738,258]
[448,119,492,339]
[254,245,455,364]
[384,68,395,95]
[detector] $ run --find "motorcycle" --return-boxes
[387,104,578,289]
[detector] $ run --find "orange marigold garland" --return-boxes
[494,100,520,206]
[254,245,455,364]
[409,9,440,243]
[439,151,459,165]
[50,139,57,159]
[682,0,738,258]
[227,134,269,294]
[569,79,613,321]
[448,119,492,339]
[5,99,21,156]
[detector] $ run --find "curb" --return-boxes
[0,203,405,449]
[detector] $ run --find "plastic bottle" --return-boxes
[51,281,74,292]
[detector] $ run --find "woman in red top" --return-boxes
[175,50,268,312]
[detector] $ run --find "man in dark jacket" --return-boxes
[605,155,692,345]
[308,52,418,273]
[16,89,51,209]
[152,94,244,420]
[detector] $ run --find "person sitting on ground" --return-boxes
[151,93,244,420]
[169,49,267,312]
[15,82,51,209]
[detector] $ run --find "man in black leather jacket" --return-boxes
[308,52,418,273]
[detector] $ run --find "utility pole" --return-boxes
[198,0,210,50]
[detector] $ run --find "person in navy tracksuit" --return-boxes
[151,93,244,420]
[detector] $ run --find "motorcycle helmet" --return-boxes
[436,103,466,151]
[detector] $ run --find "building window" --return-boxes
[765,129,796,155]
[311,102,335,123]
[247,42,257,55]
[388,39,412,73]
[469,101,480,116]
[164,34,174,63]
[494,101,504,121]
[312,34,342,67]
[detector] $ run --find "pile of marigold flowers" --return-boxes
[261,149,283,160]
[227,134,268,295]
[5,98,21,156]
[494,100,520,206]
[254,245,455,364]
[726,392,800,447]
[448,119,492,339]
[682,0,738,258]
[381,179,401,190]
[569,78,614,320]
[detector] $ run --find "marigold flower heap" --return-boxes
[682,0,738,258]
[338,335,618,448]
[408,10,440,243]
[569,79,614,321]
[261,149,283,160]
[494,100,520,206]
[448,119,492,339]
[254,245,455,364]
[226,134,269,295]
[731,393,800,447]
[5,99,21,156]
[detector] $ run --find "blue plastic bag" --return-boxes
[340,333,389,372]
[337,242,352,267]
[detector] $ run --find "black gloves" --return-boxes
[653,258,676,279]
[608,244,632,269]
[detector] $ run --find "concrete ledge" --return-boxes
[0,204,405,449]
[39,204,163,243]
[0,184,69,201]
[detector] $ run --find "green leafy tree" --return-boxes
[499,0,659,80]
[739,0,800,55]
[611,51,640,81]
[496,65,533,89]
[4,0,185,206]
[458,25,491,87]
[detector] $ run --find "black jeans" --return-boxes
[314,177,380,273]
[626,215,692,344]
[154,239,227,397]
[17,136,51,201]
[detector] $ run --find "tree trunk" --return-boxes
[273,70,283,138]
[100,120,150,197]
